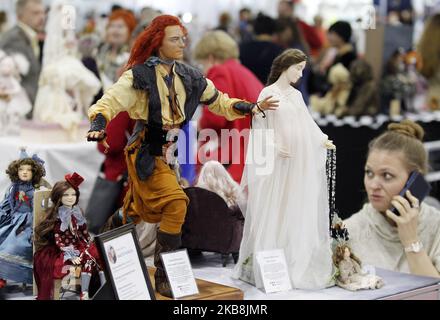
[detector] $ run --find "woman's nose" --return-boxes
[367,177,382,190]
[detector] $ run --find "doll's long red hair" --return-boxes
[125,15,187,70]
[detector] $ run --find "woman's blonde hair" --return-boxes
[266,48,307,85]
[368,120,428,174]
[196,160,243,208]
[417,14,440,78]
[193,30,239,62]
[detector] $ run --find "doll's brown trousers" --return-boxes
[122,135,189,234]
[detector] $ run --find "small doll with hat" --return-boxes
[0,148,48,289]
[34,172,105,300]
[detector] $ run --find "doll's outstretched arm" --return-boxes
[202,79,278,120]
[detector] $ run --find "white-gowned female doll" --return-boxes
[233,49,336,289]
[33,0,101,138]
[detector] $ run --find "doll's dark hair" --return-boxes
[6,158,45,187]
[34,181,81,251]
[266,48,307,85]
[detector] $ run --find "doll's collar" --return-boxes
[59,205,86,231]
[145,56,175,67]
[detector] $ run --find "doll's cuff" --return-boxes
[89,113,107,133]
[62,246,80,262]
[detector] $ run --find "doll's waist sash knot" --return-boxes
[129,120,181,181]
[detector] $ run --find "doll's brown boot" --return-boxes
[153,230,181,298]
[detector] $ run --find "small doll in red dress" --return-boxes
[34,172,105,300]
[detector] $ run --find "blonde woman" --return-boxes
[345,120,440,278]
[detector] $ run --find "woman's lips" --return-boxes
[370,194,383,201]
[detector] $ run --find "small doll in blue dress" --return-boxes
[0,148,48,289]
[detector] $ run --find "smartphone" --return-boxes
[391,171,432,215]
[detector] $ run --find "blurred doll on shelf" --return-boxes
[342,59,379,117]
[32,0,101,139]
[381,48,416,115]
[0,49,32,136]
[333,242,384,291]
[0,148,48,289]
[310,63,351,116]
[34,172,105,300]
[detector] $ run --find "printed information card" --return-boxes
[160,249,199,299]
[256,249,292,294]
[104,232,153,300]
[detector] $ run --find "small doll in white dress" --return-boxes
[333,243,384,291]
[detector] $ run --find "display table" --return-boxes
[147,267,243,300]
[188,253,440,300]
[0,136,104,210]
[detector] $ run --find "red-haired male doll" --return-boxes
[87,15,278,297]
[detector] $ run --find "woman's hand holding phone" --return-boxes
[386,190,421,247]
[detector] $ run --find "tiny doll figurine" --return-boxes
[34,173,105,300]
[310,63,351,116]
[333,243,384,291]
[0,148,47,288]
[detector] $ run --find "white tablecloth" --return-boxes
[0,137,104,210]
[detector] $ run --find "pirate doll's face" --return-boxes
[61,187,77,208]
[18,164,33,182]
[158,25,187,61]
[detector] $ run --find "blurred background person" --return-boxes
[417,13,440,110]
[240,13,283,84]
[237,7,253,44]
[193,30,263,183]
[0,0,46,116]
[276,0,322,55]
[97,9,137,91]
[0,11,7,35]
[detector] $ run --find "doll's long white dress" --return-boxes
[233,84,334,289]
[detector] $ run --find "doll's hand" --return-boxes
[324,140,336,150]
[257,96,279,111]
[86,130,110,152]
